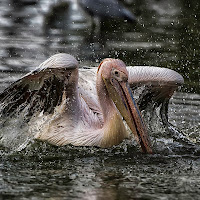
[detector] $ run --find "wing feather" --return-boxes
[0,69,65,119]
[127,66,184,126]
[127,66,184,107]
[0,53,79,151]
[0,68,68,151]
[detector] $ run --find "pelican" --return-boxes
[0,53,183,153]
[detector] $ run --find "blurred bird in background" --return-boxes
[79,0,136,23]
[78,0,137,38]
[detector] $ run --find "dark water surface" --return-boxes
[0,0,200,199]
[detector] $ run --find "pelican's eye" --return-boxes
[112,69,123,81]
[111,68,128,82]
[112,69,120,77]
[114,70,119,76]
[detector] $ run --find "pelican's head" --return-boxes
[98,58,152,154]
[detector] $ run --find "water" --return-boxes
[0,0,200,199]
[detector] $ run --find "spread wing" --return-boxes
[0,53,79,151]
[0,53,78,120]
[0,68,65,120]
[127,66,184,126]
[0,68,68,151]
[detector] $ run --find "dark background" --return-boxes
[0,0,199,93]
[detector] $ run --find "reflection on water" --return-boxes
[0,0,200,199]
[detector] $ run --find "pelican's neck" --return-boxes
[96,77,114,119]
[96,75,128,147]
